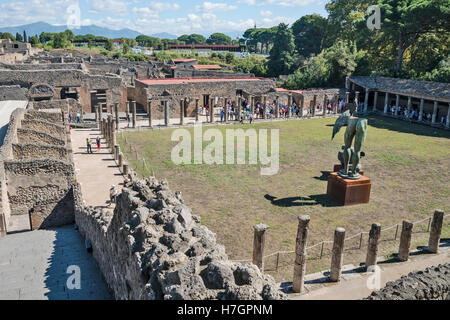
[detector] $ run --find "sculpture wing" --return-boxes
[332,110,351,140]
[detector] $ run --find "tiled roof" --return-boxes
[138,77,269,85]
[192,64,222,70]
[350,76,450,100]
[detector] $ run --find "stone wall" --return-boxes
[0,85,27,101]
[174,69,255,79]
[365,263,450,300]
[17,129,65,147]
[75,177,286,300]
[12,144,68,161]
[21,120,65,139]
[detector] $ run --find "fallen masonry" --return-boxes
[365,263,450,300]
[74,177,287,300]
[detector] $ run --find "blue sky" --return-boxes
[0,0,328,36]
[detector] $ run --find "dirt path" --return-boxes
[289,244,450,300]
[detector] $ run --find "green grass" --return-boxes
[118,115,450,280]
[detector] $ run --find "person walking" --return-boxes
[86,138,93,154]
[127,114,130,127]
[96,136,101,151]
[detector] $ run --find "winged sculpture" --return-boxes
[332,103,368,180]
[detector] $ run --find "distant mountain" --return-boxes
[0,21,142,39]
[150,32,178,40]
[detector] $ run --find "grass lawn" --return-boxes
[118,115,450,281]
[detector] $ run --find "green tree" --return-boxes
[267,23,296,77]
[53,32,67,48]
[207,33,232,45]
[105,39,114,51]
[177,34,206,44]
[291,14,329,58]
[123,43,130,54]
[15,32,23,42]
[0,32,15,41]
[29,35,40,46]
[23,30,27,43]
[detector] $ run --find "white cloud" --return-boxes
[90,0,129,13]
[196,2,237,12]
[260,10,272,17]
[278,0,318,7]
[148,2,180,12]
[132,7,159,18]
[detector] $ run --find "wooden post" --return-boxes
[427,210,444,253]
[118,152,123,168]
[398,220,413,261]
[292,215,310,293]
[330,227,346,282]
[252,224,269,271]
[365,223,381,271]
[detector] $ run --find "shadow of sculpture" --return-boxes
[264,194,341,208]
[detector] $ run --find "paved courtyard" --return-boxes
[0,226,111,300]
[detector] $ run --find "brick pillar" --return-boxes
[330,227,346,282]
[292,215,310,293]
[384,92,389,114]
[419,99,424,121]
[365,223,381,271]
[432,100,438,124]
[180,99,184,126]
[126,101,130,119]
[132,101,137,128]
[427,210,444,253]
[148,100,152,128]
[115,103,119,130]
[195,99,199,122]
[398,220,413,261]
[395,95,400,116]
[164,100,169,126]
[252,224,269,271]
[373,91,378,112]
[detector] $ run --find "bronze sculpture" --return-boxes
[332,103,368,180]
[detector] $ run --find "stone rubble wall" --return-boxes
[365,263,450,300]
[21,120,65,139]
[17,128,66,147]
[12,143,68,161]
[0,85,28,101]
[75,177,286,300]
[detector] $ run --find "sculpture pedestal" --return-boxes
[327,172,371,206]
[333,164,364,176]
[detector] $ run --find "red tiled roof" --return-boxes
[172,59,197,63]
[170,44,240,49]
[138,78,269,85]
[192,64,222,70]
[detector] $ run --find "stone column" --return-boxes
[126,101,130,120]
[419,98,424,121]
[114,145,120,161]
[446,103,450,128]
[287,95,292,118]
[345,92,350,104]
[123,164,129,176]
[292,215,310,293]
[312,95,317,117]
[224,98,228,122]
[300,96,304,117]
[354,91,360,111]
[251,96,255,115]
[148,100,152,128]
[252,224,269,271]
[427,210,444,253]
[180,99,184,126]
[115,103,119,130]
[384,92,389,114]
[432,100,438,124]
[237,96,242,121]
[195,99,199,122]
[118,153,123,168]
[365,223,381,271]
[99,103,103,126]
[407,96,412,115]
[373,91,378,112]
[398,220,413,261]
[330,227,346,282]
[210,98,215,123]
[345,76,350,90]
[132,101,137,128]
[94,105,99,123]
[364,90,369,113]
[275,96,279,118]
[395,95,400,116]
[263,96,267,119]
[164,100,169,126]
[323,94,328,117]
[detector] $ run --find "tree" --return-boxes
[15,32,23,42]
[29,35,40,46]
[105,39,114,51]
[39,32,55,44]
[23,30,27,43]
[291,14,329,58]
[53,32,67,48]
[123,43,130,54]
[63,29,75,42]
[377,0,450,73]
[267,23,296,77]
[207,33,232,45]
[0,32,15,41]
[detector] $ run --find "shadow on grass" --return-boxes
[367,115,450,138]
[264,194,342,208]
[313,171,331,181]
